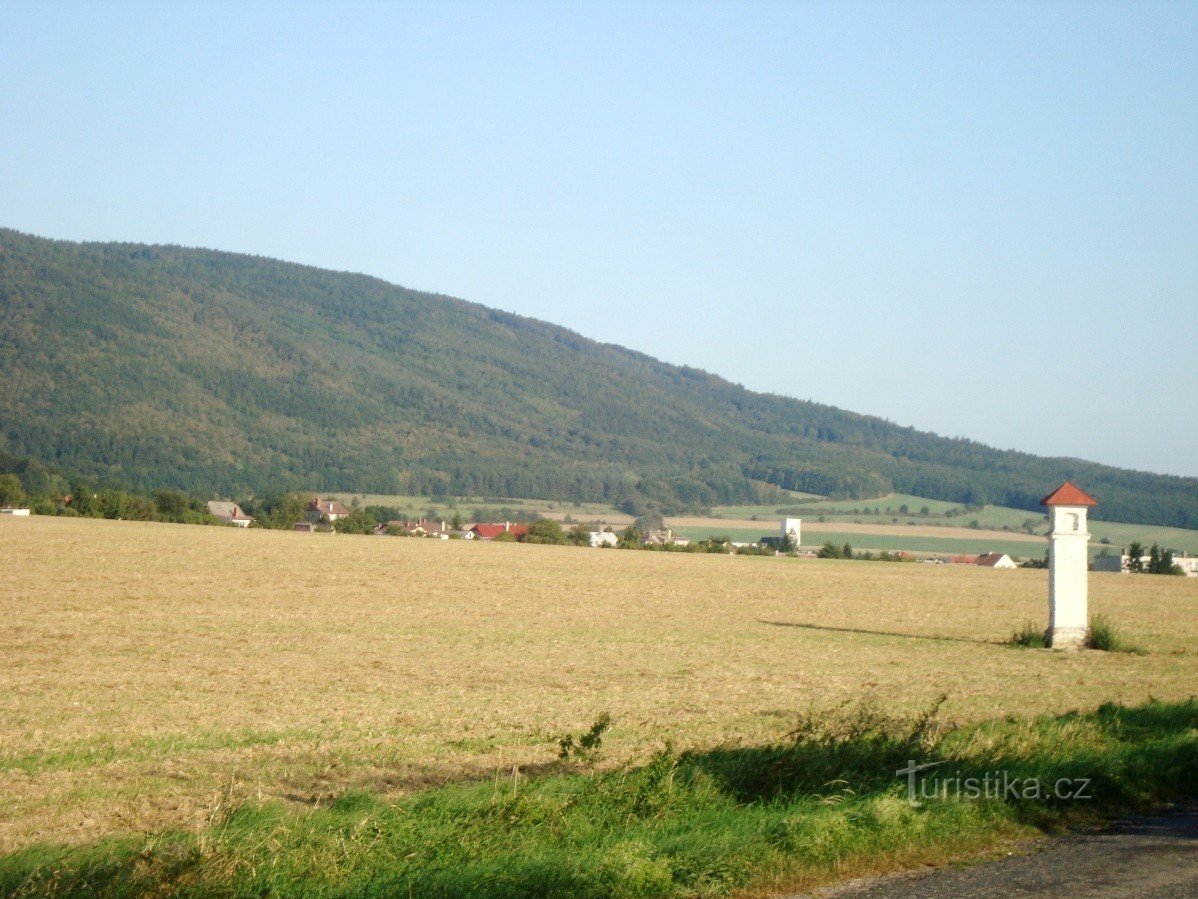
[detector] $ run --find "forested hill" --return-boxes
[1,228,1194,528]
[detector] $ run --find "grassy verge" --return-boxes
[3,699,1195,897]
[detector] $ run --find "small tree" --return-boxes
[617,526,640,549]
[525,518,566,545]
[567,523,591,546]
[1126,541,1144,573]
[0,473,25,507]
[335,508,377,535]
[153,489,190,522]
[252,492,311,530]
[1146,544,1184,575]
[69,482,99,516]
[99,489,136,520]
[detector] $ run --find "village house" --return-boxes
[422,522,453,540]
[588,530,618,547]
[640,528,672,546]
[206,501,253,527]
[640,528,689,547]
[470,522,531,540]
[373,518,472,538]
[1173,556,1198,577]
[308,498,350,522]
[945,553,1016,568]
[405,518,447,536]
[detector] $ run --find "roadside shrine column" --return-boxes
[1041,482,1098,650]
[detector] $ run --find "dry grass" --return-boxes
[1,516,1194,853]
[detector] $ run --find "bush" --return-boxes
[817,541,853,559]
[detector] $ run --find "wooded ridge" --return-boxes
[1,228,1193,527]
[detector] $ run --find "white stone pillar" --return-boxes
[1041,483,1097,650]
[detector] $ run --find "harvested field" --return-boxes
[2,516,1194,853]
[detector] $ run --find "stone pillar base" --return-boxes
[1048,627,1088,650]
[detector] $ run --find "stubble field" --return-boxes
[2,515,1194,854]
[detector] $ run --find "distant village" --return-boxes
[184,498,1198,574]
[2,488,1193,574]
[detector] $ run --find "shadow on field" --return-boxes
[675,698,946,805]
[676,695,1198,816]
[759,619,997,645]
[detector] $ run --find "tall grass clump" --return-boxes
[1087,615,1147,654]
[1007,621,1048,648]
[2,698,1195,897]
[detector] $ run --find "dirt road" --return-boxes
[813,807,1198,898]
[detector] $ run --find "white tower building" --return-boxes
[781,517,801,549]
[1042,482,1097,650]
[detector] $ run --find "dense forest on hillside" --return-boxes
[2,228,1195,527]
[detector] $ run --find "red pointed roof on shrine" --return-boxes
[1040,482,1098,507]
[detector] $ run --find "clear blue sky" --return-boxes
[3,1,1195,477]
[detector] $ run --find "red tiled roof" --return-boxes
[311,499,351,516]
[471,523,531,539]
[1040,482,1098,507]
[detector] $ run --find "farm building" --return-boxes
[1094,551,1198,577]
[0,507,31,516]
[588,531,618,547]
